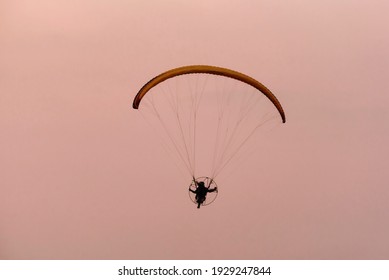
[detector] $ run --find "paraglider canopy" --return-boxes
[133,65,285,123]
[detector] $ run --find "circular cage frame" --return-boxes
[188,176,219,206]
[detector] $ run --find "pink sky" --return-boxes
[1,0,389,259]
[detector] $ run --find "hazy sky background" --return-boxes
[1,0,389,259]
